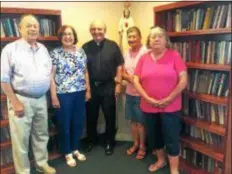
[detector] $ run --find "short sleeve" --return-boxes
[115,43,124,66]
[134,55,145,77]
[1,45,12,83]
[50,49,58,66]
[173,51,187,75]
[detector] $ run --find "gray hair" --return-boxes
[89,19,106,31]
[146,26,171,49]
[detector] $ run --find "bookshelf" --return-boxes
[1,36,59,42]
[154,1,231,174]
[0,7,62,174]
[168,28,231,37]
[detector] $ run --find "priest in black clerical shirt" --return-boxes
[82,19,124,155]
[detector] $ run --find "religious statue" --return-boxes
[118,1,134,54]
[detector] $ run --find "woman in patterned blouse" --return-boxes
[50,25,91,167]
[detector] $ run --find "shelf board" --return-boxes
[181,116,225,136]
[0,163,15,174]
[181,136,224,162]
[186,62,231,72]
[184,91,228,105]
[168,28,232,37]
[154,1,203,12]
[0,151,61,174]
[0,140,12,149]
[180,157,210,174]
[1,7,61,15]
[1,94,7,102]
[1,36,59,42]
[0,119,9,127]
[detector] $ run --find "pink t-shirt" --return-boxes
[134,49,187,113]
[124,45,147,96]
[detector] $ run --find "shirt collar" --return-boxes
[94,38,105,46]
[19,38,40,52]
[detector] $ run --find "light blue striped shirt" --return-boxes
[1,39,52,97]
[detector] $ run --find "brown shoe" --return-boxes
[36,163,56,174]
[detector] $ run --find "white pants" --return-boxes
[8,94,49,174]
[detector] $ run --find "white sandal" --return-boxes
[73,150,87,161]
[65,154,77,167]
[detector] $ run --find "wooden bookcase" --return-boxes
[154,2,231,174]
[0,7,62,174]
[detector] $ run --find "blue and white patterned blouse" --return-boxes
[50,47,87,94]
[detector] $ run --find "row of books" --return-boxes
[0,126,10,143]
[0,100,8,120]
[182,97,226,126]
[172,41,231,65]
[1,17,57,37]
[180,146,223,173]
[182,124,224,148]
[187,70,229,97]
[166,3,231,32]
[0,147,13,167]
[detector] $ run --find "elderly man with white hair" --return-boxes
[83,20,124,155]
[1,14,56,174]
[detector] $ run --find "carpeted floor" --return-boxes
[31,141,172,174]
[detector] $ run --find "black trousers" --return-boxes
[144,111,181,156]
[86,81,116,145]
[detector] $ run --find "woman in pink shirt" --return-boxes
[134,27,187,174]
[123,27,147,159]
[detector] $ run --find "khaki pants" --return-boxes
[8,94,49,174]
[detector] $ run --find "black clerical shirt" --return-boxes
[82,39,124,82]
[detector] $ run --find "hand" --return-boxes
[12,100,24,117]
[114,76,121,84]
[146,97,160,107]
[85,90,91,102]
[52,96,60,109]
[115,84,121,97]
[128,75,134,84]
[157,97,172,108]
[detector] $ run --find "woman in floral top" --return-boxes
[50,25,91,167]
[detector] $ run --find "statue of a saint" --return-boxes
[118,3,134,54]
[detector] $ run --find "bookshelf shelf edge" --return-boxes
[154,2,204,12]
[181,136,224,162]
[0,119,9,127]
[186,63,231,72]
[168,28,232,37]
[1,36,59,42]
[180,157,210,174]
[181,116,226,136]
[1,7,61,15]
[185,91,228,105]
